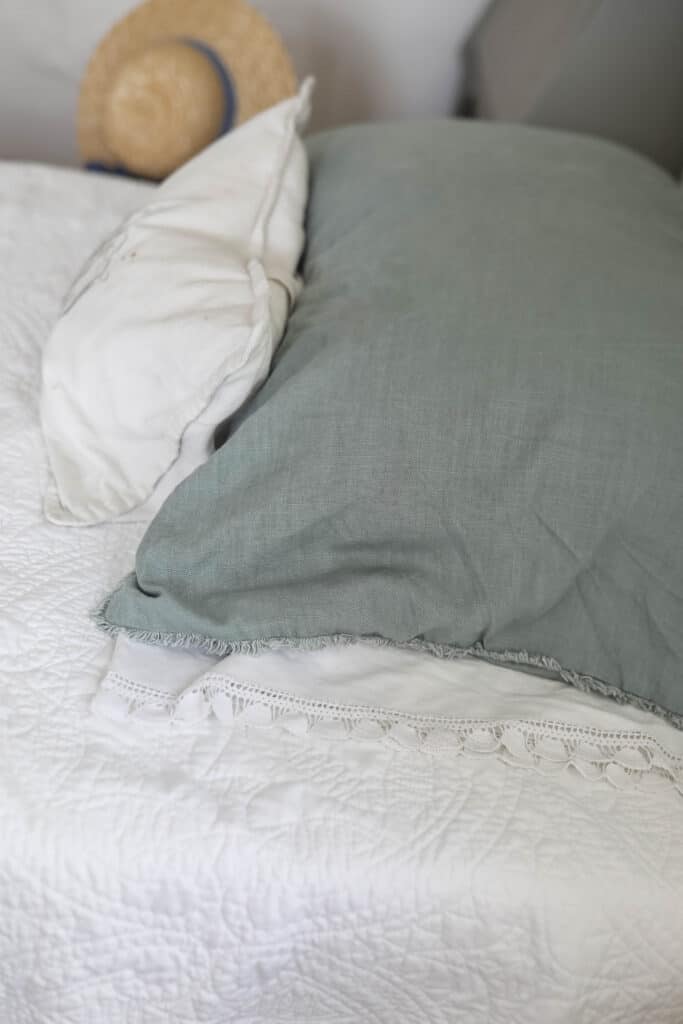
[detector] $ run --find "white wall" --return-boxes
[255,0,487,132]
[0,0,488,165]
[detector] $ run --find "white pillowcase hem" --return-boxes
[94,634,683,795]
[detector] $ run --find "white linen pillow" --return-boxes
[41,78,313,525]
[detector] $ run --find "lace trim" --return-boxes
[98,670,683,795]
[94,604,683,732]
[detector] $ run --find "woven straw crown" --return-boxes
[79,0,297,179]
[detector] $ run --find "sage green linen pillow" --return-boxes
[102,120,683,724]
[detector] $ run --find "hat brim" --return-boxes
[79,0,297,167]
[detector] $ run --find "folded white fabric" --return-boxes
[96,634,683,795]
[41,78,313,525]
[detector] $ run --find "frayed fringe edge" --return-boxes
[94,585,683,734]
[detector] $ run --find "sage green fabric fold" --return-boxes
[102,120,683,724]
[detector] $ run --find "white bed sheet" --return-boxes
[2,161,683,1024]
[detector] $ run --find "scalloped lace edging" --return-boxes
[93,611,683,732]
[97,670,683,795]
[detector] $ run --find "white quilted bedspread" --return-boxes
[2,162,683,1024]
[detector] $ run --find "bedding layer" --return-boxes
[2,162,683,1024]
[99,633,683,793]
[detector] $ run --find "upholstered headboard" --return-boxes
[464,0,683,175]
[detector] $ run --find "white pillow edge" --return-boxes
[44,78,314,527]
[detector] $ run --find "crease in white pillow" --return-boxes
[41,78,314,525]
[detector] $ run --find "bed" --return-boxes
[2,159,683,1024]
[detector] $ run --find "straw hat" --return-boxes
[79,0,297,180]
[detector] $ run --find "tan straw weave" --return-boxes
[79,0,297,179]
